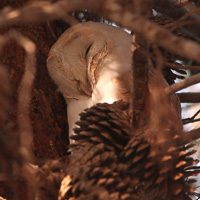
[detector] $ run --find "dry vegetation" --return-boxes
[1,0,200,199]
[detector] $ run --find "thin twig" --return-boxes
[166,73,200,95]
[167,19,200,32]
[182,109,200,124]
[47,21,58,41]
[183,118,200,125]
[164,62,200,71]
[1,0,200,63]
[154,0,200,42]
[164,7,200,31]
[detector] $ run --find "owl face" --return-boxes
[47,21,132,101]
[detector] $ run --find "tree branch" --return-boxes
[183,118,200,125]
[166,73,200,95]
[154,0,200,42]
[164,62,200,71]
[131,35,149,129]
[177,92,200,103]
[182,109,200,124]
[1,0,200,63]
[131,0,152,129]
[180,128,200,145]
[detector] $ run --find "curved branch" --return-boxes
[1,0,200,63]
[166,73,200,95]
[0,30,36,161]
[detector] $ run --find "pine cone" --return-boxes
[59,101,132,200]
[70,100,130,154]
[59,96,200,199]
[35,158,69,200]
[120,72,200,200]
[59,143,134,200]
[121,128,200,200]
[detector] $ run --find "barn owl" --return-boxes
[46,21,180,142]
[47,22,132,140]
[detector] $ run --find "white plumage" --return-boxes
[47,22,132,140]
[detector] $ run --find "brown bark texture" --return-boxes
[0,0,69,159]
[0,0,200,200]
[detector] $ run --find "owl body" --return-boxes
[47,22,132,138]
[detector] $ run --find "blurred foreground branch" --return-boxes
[1,0,200,63]
[0,30,36,199]
[154,0,200,42]
[1,0,200,199]
[131,34,149,128]
[0,30,36,160]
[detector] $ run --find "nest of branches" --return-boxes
[0,0,200,200]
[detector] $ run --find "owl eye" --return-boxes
[85,44,92,58]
